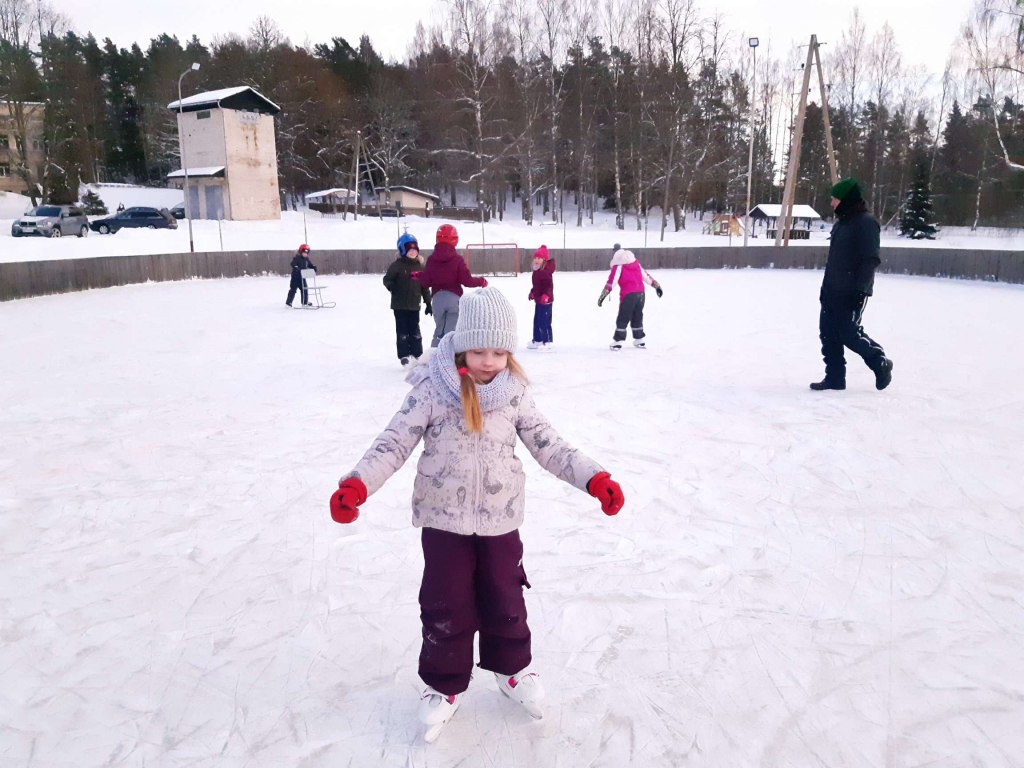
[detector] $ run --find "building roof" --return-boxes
[167,166,226,179]
[376,185,441,203]
[167,86,280,115]
[305,188,355,200]
[749,204,821,220]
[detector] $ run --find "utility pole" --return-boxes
[776,38,816,246]
[177,62,200,253]
[744,37,759,248]
[814,45,839,186]
[775,35,839,246]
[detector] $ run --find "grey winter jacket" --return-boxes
[342,352,604,536]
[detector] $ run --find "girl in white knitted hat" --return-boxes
[329,286,625,742]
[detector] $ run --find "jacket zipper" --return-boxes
[471,434,480,533]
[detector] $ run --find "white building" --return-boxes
[375,185,441,216]
[167,87,282,221]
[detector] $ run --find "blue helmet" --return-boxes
[397,233,419,257]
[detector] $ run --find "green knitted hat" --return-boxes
[830,178,860,201]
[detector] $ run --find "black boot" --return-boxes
[810,378,846,391]
[871,357,893,390]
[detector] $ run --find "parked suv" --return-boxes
[90,207,178,234]
[11,205,90,238]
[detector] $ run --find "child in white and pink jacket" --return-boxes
[597,245,663,350]
[328,287,625,741]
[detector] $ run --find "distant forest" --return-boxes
[2,0,1024,232]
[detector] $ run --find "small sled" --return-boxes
[293,268,335,309]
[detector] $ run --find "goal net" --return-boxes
[464,243,520,278]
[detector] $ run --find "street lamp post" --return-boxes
[744,38,759,248]
[177,62,201,253]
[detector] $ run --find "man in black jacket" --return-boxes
[286,244,316,307]
[384,233,432,366]
[812,179,893,391]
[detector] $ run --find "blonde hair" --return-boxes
[455,352,527,433]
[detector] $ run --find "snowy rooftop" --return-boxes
[167,166,225,179]
[376,185,441,202]
[305,188,354,200]
[167,86,280,114]
[750,204,821,220]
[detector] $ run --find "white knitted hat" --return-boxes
[451,287,518,354]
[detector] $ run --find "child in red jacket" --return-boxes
[413,224,488,347]
[527,245,555,349]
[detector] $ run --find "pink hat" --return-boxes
[533,245,549,260]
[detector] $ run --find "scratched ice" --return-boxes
[1,270,1022,767]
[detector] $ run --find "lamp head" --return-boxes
[190,62,201,71]
[749,37,759,48]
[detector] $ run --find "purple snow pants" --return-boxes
[418,527,532,696]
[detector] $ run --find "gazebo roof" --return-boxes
[168,86,280,115]
[749,204,821,220]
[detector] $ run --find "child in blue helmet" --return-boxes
[384,233,433,366]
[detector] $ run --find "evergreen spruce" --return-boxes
[899,163,939,239]
[80,190,108,215]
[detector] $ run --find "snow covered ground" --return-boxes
[3,187,1023,263]
[2,269,1022,766]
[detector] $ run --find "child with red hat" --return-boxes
[527,245,556,349]
[412,224,489,347]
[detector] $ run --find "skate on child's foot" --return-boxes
[609,342,622,351]
[494,670,545,719]
[633,339,646,349]
[541,342,554,350]
[527,340,541,350]
[419,686,462,742]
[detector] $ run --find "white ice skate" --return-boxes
[527,341,541,350]
[609,342,622,351]
[633,340,646,349]
[419,687,462,743]
[541,342,554,351]
[495,671,545,719]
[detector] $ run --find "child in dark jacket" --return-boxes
[412,224,488,347]
[527,245,555,349]
[286,244,316,307]
[384,234,433,366]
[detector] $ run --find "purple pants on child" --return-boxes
[418,527,532,696]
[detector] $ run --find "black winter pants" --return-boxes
[286,275,308,306]
[394,309,424,360]
[819,293,886,382]
[418,527,532,696]
[614,292,646,341]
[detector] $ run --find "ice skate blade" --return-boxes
[424,721,447,743]
[499,685,544,719]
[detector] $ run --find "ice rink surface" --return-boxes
[1,269,1022,767]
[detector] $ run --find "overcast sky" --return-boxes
[54,0,969,81]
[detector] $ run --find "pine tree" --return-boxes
[79,190,108,215]
[899,162,938,239]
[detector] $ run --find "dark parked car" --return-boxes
[11,205,90,238]
[90,207,178,234]
[170,202,186,220]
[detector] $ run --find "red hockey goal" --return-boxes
[464,243,520,277]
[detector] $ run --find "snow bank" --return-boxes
[1,270,1022,766]
[0,190,31,218]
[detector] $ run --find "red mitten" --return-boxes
[480,278,489,287]
[330,478,368,524]
[410,271,423,281]
[588,472,624,516]
[539,294,551,305]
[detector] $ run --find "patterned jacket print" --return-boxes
[342,360,604,536]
